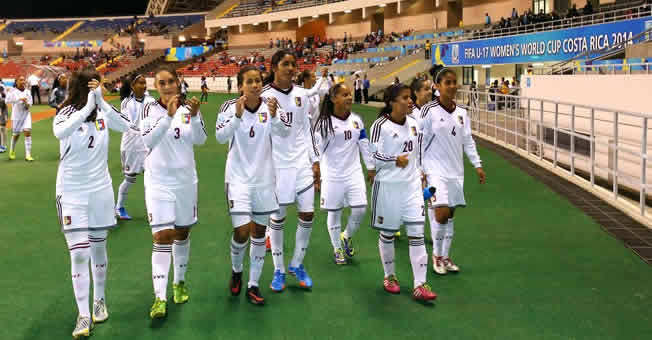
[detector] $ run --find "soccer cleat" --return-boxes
[432,256,448,275]
[270,270,286,292]
[72,315,92,339]
[25,155,34,162]
[334,249,347,265]
[173,281,189,304]
[115,207,132,220]
[340,232,355,257]
[149,298,167,319]
[265,236,271,252]
[92,298,109,323]
[230,271,243,296]
[0,146,6,153]
[383,275,401,294]
[246,285,265,305]
[443,258,460,273]
[395,231,401,238]
[8,150,15,160]
[413,284,437,301]
[288,264,312,289]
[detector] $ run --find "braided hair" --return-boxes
[314,82,346,140]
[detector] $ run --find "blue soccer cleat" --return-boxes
[288,264,312,289]
[115,207,132,220]
[0,146,6,153]
[270,270,286,292]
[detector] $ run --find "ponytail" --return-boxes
[315,83,345,139]
[119,76,132,101]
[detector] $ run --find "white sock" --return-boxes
[248,237,266,288]
[343,207,365,239]
[69,242,91,317]
[290,218,312,268]
[173,237,190,284]
[269,216,285,273]
[430,212,445,257]
[0,127,6,147]
[89,233,108,302]
[116,176,135,209]
[408,236,428,288]
[265,226,270,239]
[378,232,395,277]
[24,136,31,157]
[230,237,248,273]
[10,135,16,152]
[326,210,343,251]
[152,243,172,300]
[443,219,454,259]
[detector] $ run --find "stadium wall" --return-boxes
[383,1,440,33]
[325,11,372,40]
[463,0,531,26]
[227,22,297,48]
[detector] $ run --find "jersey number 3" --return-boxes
[174,128,181,139]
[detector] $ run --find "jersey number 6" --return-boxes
[249,126,255,138]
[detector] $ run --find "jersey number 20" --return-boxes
[402,140,413,152]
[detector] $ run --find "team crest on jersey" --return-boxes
[411,126,417,136]
[377,216,384,224]
[182,114,191,124]
[294,97,302,107]
[353,121,359,129]
[458,116,464,125]
[259,112,268,123]
[95,119,106,131]
[63,216,72,225]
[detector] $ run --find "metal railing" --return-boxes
[528,62,652,75]
[455,89,652,225]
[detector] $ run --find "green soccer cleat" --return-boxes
[173,281,189,304]
[149,298,167,319]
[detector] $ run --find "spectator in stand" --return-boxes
[583,0,594,15]
[227,76,232,93]
[393,77,400,86]
[425,40,431,60]
[344,32,347,43]
[511,8,518,19]
[485,13,491,27]
[363,74,370,104]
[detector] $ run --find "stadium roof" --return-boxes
[146,0,223,15]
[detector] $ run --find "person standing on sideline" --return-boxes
[49,74,68,112]
[354,74,362,104]
[0,83,8,153]
[425,40,432,60]
[27,73,41,105]
[363,74,370,104]
[227,76,233,94]
[5,76,34,161]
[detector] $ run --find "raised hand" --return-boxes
[267,97,279,118]
[235,95,247,118]
[167,95,180,117]
[187,96,200,116]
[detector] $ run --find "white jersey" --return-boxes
[54,104,131,194]
[408,105,423,129]
[140,100,208,188]
[5,87,32,120]
[369,115,421,183]
[261,83,316,168]
[216,98,291,186]
[120,94,155,153]
[313,112,373,181]
[420,101,481,179]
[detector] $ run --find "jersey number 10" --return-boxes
[344,130,352,140]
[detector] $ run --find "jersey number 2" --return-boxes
[88,136,95,148]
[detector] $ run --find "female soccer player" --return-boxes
[0,84,7,153]
[420,68,486,275]
[5,76,34,161]
[297,68,331,125]
[313,83,373,265]
[369,84,436,302]
[114,74,154,220]
[54,70,132,338]
[141,66,207,319]
[49,74,68,112]
[262,50,319,292]
[200,75,209,104]
[409,78,433,126]
[216,65,291,305]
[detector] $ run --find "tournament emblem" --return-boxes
[411,126,417,136]
[353,121,359,129]
[377,216,384,224]
[95,119,105,131]
[294,97,302,107]
[259,112,268,123]
[63,216,72,225]
[229,200,234,208]
[148,213,153,223]
[458,116,464,125]
[183,114,191,124]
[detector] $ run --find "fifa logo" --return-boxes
[452,44,459,64]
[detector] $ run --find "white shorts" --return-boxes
[320,175,367,211]
[121,150,146,175]
[226,182,279,227]
[145,184,198,233]
[275,167,315,213]
[56,186,117,233]
[426,174,466,208]
[11,114,31,133]
[370,179,425,232]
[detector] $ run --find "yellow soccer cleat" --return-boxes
[72,315,92,339]
[8,150,16,160]
[25,155,34,162]
[173,281,189,304]
[149,298,167,319]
